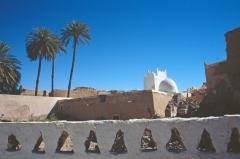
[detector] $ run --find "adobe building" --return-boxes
[55,69,178,121]
[56,90,173,121]
[198,27,240,116]
[204,27,240,92]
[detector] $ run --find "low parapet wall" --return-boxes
[0,115,239,159]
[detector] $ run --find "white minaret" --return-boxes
[144,68,178,93]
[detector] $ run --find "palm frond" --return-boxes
[26,28,65,61]
[61,20,91,47]
[0,42,21,92]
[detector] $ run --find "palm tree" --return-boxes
[0,42,21,94]
[61,21,91,97]
[50,37,65,97]
[26,28,61,96]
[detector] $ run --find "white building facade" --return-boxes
[144,69,178,93]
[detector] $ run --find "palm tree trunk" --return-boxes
[35,55,42,96]
[51,58,55,97]
[67,39,77,97]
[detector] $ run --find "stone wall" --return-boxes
[0,94,66,121]
[0,115,239,159]
[57,90,172,120]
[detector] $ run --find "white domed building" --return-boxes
[144,69,178,93]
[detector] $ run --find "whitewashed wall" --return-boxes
[0,94,67,120]
[0,115,240,159]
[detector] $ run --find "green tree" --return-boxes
[0,42,21,94]
[26,28,62,96]
[61,21,91,97]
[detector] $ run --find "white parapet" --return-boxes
[0,115,240,159]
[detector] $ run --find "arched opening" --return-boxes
[159,79,178,93]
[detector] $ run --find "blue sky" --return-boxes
[0,0,240,91]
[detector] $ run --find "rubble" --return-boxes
[165,85,207,117]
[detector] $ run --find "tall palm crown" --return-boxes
[0,42,21,93]
[61,21,91,97]
[61,21,91,46]
[26,29,62,61]
[26,28,64,96]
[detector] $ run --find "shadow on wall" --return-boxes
[46,101,61,121]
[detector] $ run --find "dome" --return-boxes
[159,78,178,93]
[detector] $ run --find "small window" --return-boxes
[113,114,120,120]
[99,95,107,102]
[59,105,63,111]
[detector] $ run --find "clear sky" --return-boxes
[0,0,240,91]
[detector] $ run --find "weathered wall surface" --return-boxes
[57,91,156,120]
[152,91,173,117]
[53,88,98,98]
[0,115,239,159]
[0,94,67,121]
